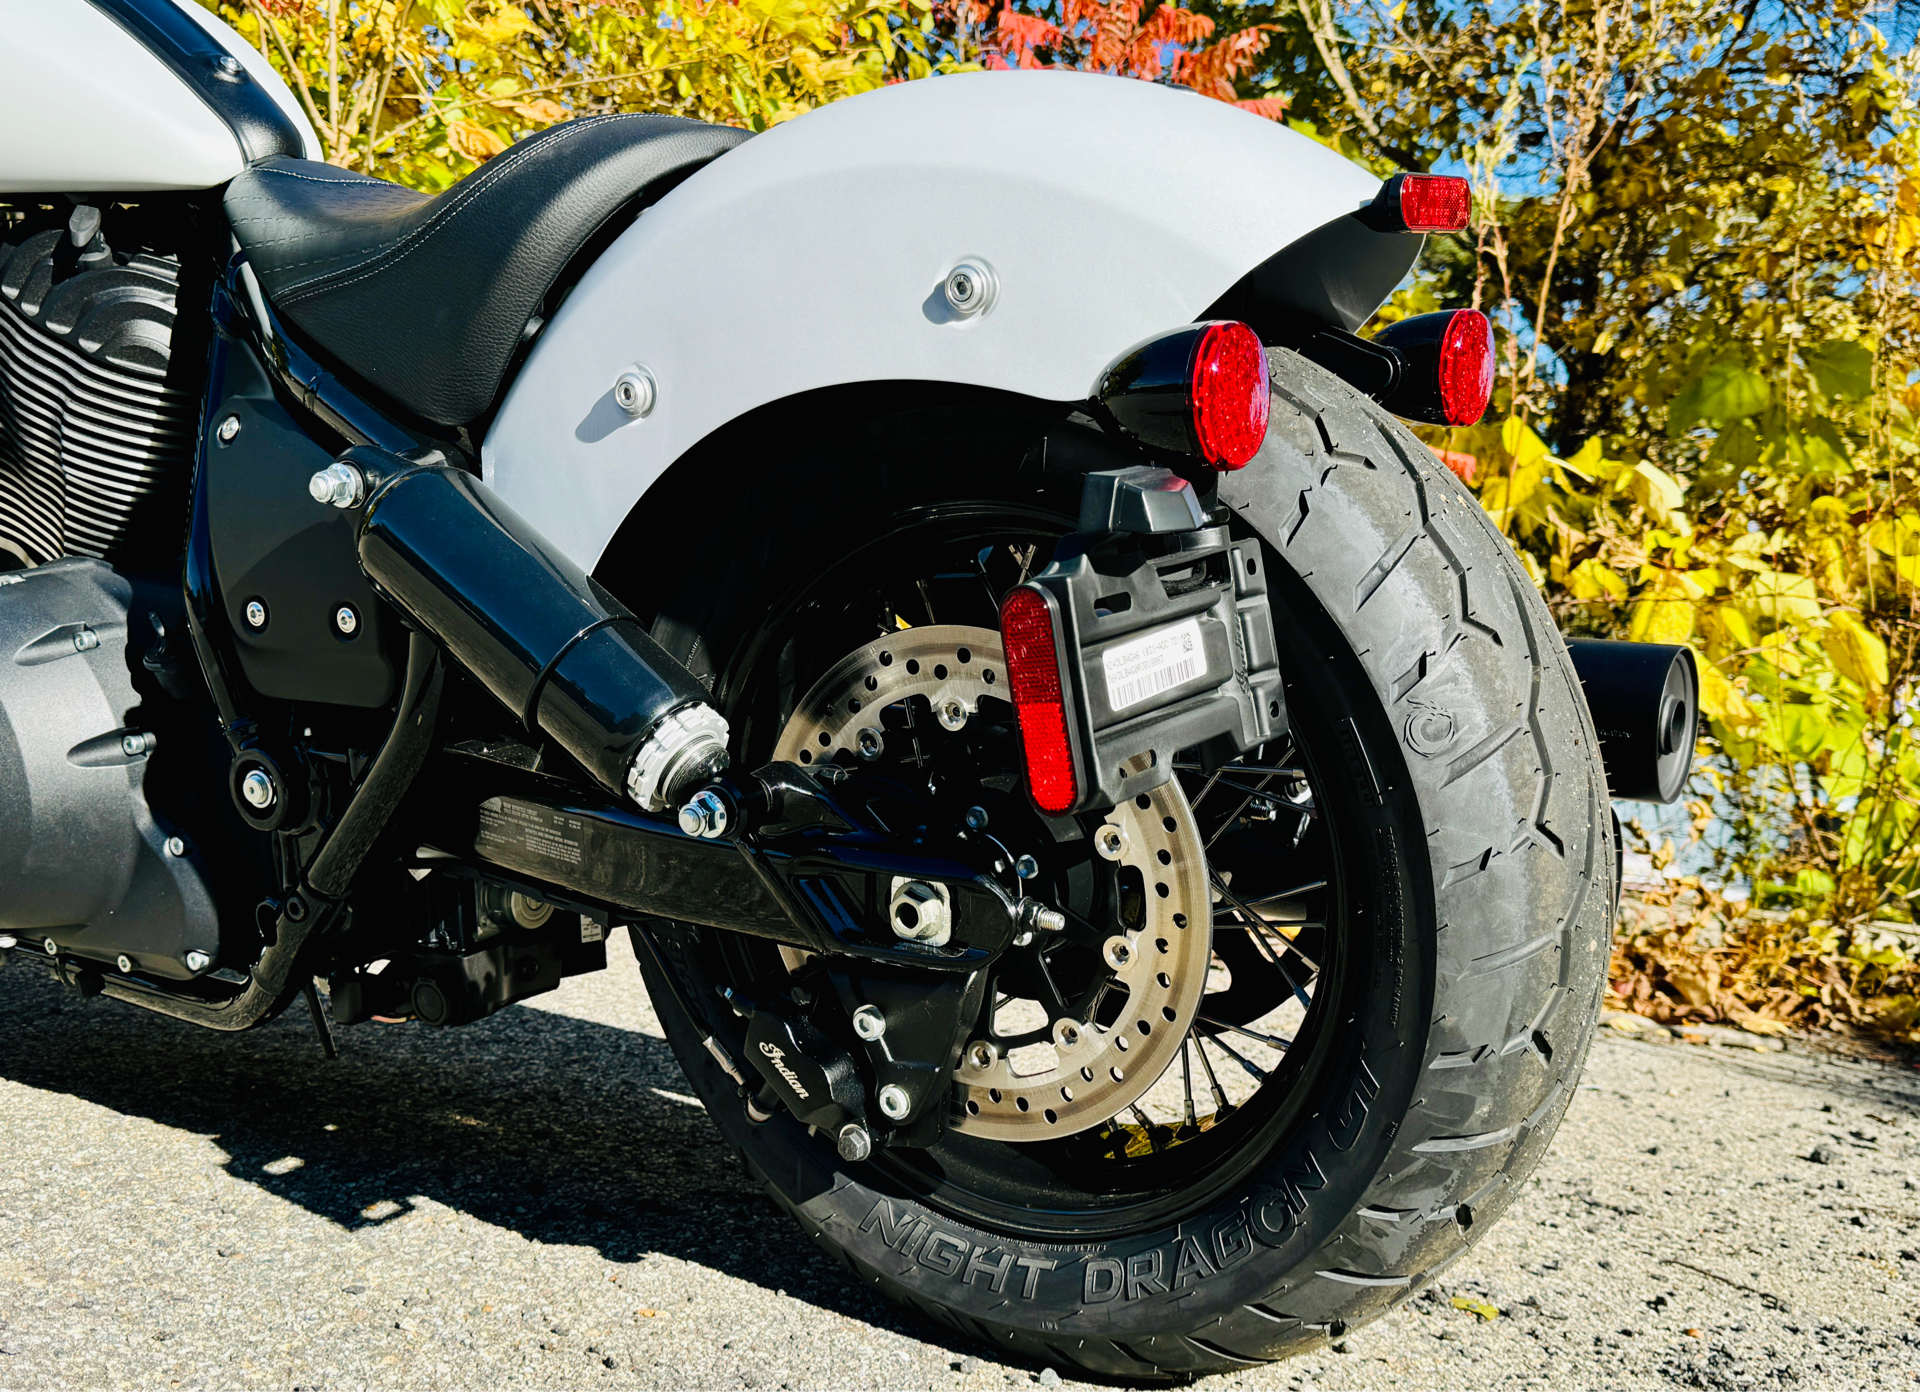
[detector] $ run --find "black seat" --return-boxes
[224,115,750,427]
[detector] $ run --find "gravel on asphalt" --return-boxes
[1,932,1916,1390]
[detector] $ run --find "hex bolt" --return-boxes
[216,414,241,445]
[889,879,950,943]
[116,955,133,973]
[121,731,157,758]
[877,1084,911,1121]
[215,54,242,77]
[308,462,366,509]
[1014,854,1039,880]
[42,938,58,957]
[855,726,885,761]
[964,805,990,830]
[243,598,268,630]
[184,951,210,973]
[836,1123,872,1162]
[334,605,359,637]
[1094,823,1127,862]
[71,626,100,653]
[677,788,730,839]
[165,836,187,858]
[240,768,276,810]
[613,368,656,418]
[851,1005,887,1041]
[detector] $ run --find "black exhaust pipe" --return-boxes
[1564,639,1697,804]
[341,451,728,812]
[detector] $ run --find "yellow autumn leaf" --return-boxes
[1629,588,1695,644]
[1717,603,1756,649]
[1567,559,1628,601]
[1501,416,1551,472]
[1697,660,1763,732]
[1628,461,1686,518]
[1757,630,1803,676]
[1824,610,1889,691]
[1451,1296,1500,1321]
[1744,569,1821,623]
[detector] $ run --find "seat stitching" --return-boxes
[276,114,636,304]
[247,166,402,189]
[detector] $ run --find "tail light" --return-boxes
[1096,321,1270,470]
[1364,173,1472,234]
[1371,309,1495,426]
[998,585,1079,815]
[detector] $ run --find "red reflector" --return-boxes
[999,586,1078,815]
[1437,309,1495,426]
[1398,174,1471,233]
[1189,321,1269,471]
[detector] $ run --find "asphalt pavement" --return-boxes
[1,933,1917,1390]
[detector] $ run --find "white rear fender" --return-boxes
[483,71,1403,569]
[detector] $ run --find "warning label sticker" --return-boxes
[476,797,584,869]
[1103,618,1206,713]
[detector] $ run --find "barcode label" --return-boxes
[1103,619,1206,712]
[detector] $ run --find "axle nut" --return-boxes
[240,768,276,810]
[677,788,730,839]
[889,878,951,946]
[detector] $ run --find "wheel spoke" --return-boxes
[1207,1031,1270,1082]
[1193,1032,1231,1113]
[1198,1013,1293,1051]
[1180,1038,1198,1128]
[1243,879,1329,909]
[1175,762,1305,778]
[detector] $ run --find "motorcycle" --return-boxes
[0,0,1701,1378]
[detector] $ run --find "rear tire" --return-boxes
[627,355,1613,1380]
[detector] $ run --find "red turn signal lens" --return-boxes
[1190,321,1270,470]
[1398,174,1471,233]
[999,585,1078,815]
[1437,309,1495,426]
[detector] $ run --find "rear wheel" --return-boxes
[626,362,1612,1380]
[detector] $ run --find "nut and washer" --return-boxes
[240,768,276,810]
[676,788,730,839]
[43,938,59,957]
[877,1084,912,1121]
[1014,854,1039,880]
[308,462,366,509]
[889,878,951,945]
[851,1005,887,1041]
[243,598,268,630]
[216,414,241,445]
[165,836,187,858]
[334,605,359,637]
[613,368,656,418]
[116,954,133,973]
[836,1123,872,1162]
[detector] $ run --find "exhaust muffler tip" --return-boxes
[627,703,731,813]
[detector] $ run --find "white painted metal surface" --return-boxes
[483,70,1384,570]
[172,0,323,160]
[0,0,243,192]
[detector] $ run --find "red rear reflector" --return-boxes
[999,586,1078,815]
[1397,174,1471,233]
[1189,321,1270,470]
[1437,309,1495,425]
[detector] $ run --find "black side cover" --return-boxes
[1206,213,1424,343]
[223,115,751,427]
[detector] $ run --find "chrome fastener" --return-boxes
[0,935,16,950]
[1093,824,1127,861]
[837,1123,872,1162]
[42,938,58,957]
[116,955,133,973]
[1014,854,1039,880]
[855,727,885,761]
[121,731,157,758]
[889,878,951,945]
[1102,936,1134,970]
[308,461,367,509]
[677,788,730,839]
[216,414,241,445]
[240,769,276,810]
[71,626,100,653]
[1017,898,1066,934]
[851,1005,887,1041]
[964,805,989,830]
[244,599,267,630]
[334,605,359,637]
[943,261,998,317]
[184,950,211,973]
[965,1040,997,1071]
[613,368,656,418]
[165,837,187,858]
[877,1084,911,1121]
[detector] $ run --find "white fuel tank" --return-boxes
[0,0,317,193]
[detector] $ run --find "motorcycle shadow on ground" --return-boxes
[0,940,978,1358]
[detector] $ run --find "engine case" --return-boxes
[0,557,218,979]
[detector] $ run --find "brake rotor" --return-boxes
[771,624,1211,1143]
